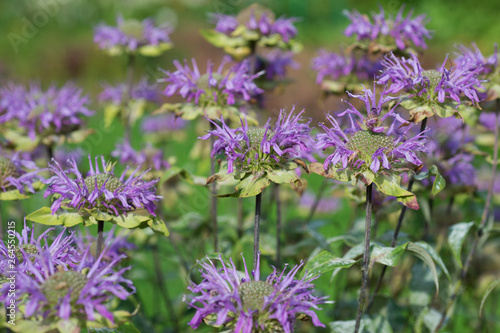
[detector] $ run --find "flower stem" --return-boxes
[354,183,373,333]
[123,53,136,142]
[367,117,427,311]
[275,184,282,266]
[96,220,104,258]
[46,145,54,161]
[210,122,219,253]
[254,192,262,269]
[152,242,180,332]
[434,101,499,332]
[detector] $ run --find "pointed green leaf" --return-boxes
[448,222,475,268]
[429,165,446,197]
[414,241,451,280]
[3,129,40,151]
[89,209,114,221]
[104,104,121,129]
[26,207,85,227]
[406,243,439,293]
[301,251,357,280]
[370,242,408,267]
[147,217,169,236]
[0,190,29,201]
[373,174,419,210]
[234,173,271,197]
[110,214,150,229]
[479,278,500,317]
[138,42,172,57]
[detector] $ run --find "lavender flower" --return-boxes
[479,111,500,132]
[141,114,187,133]
[44,156,162,216]
[257,50,299,81]
[160,57,263,106]
[1,246,135,323]
[378,52,485,105]
[315,86,427,174]
[200,108,311,174]
[0,82,93,140]
[94,14,172,54]
[112,140,170,171]
[185,253,328,332]
[0,153,42,194]
[99,79,161,105]
[311,49,382,86]
[454,43,498,76]
[211,4,298,43]
[344,7,431,50]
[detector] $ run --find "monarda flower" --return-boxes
[311,49,382,94]
[185,253,328,332]
[1,246,135,324]
[0,82,93,140]
[44,155,162,216]
[454,43,498,76]
[0,153,42,195]
[344,7,431,52]
[377,52,485,121]
[207,4,298,58]
[201,108,311,197]
[313,86,427,209]
[94,14,172,56]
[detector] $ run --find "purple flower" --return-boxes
[99,79,161,105]
[0,82,93,140]
[0,221,78,275]
[1,245,135,322]
[344,7,431,50]
[258,50,299,81]
[212,6,298,42]
[112,140,170,171]
[94,14,172,53]
[53,147,84,169]
[378,52,485,105]
[141,114,187,133]
[479,112,500,131]
[311,49,382,84]
[160,57,263,106]
[200,108,311,174]
[315,86,428,173]
[0,153,42,193]
[44,156,162,216]
[454,43,498,76]
[185,253,328,332]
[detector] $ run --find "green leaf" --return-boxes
[370,242,408,267]
[373,174,419,210]
[128,99,147,125]
[406,243,440,293]
[429,165,446,197]
[89,209,114,221]
[110,213,151,229]
[309,162,351,182]
[448,222,475,268]
[0,190,29,201]
[414,241,451,280]
[26,207,85,227]
[234,173,271,197]
[147,217,169,236]
[138,42,172,57]
[104,104,121,129]
[3,129,40,151]
[479,278,500,317]
[301,251,357,280]
[267,168,300,185]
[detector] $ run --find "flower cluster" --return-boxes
[94,14,172,54]
[315,86,428,174]
[311,49,382,84]
[378,52,485,105]
[454,43,498,76]
[185,253,327,332]
[44,156,162,216]
[344,7,432,50]
[160,57,263,106]
[201,108,311,174]
[257,50,299,81]
[99,79,161,105]
[212,5,298,42]
[0,153,42,194]
[0,82,93,139]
